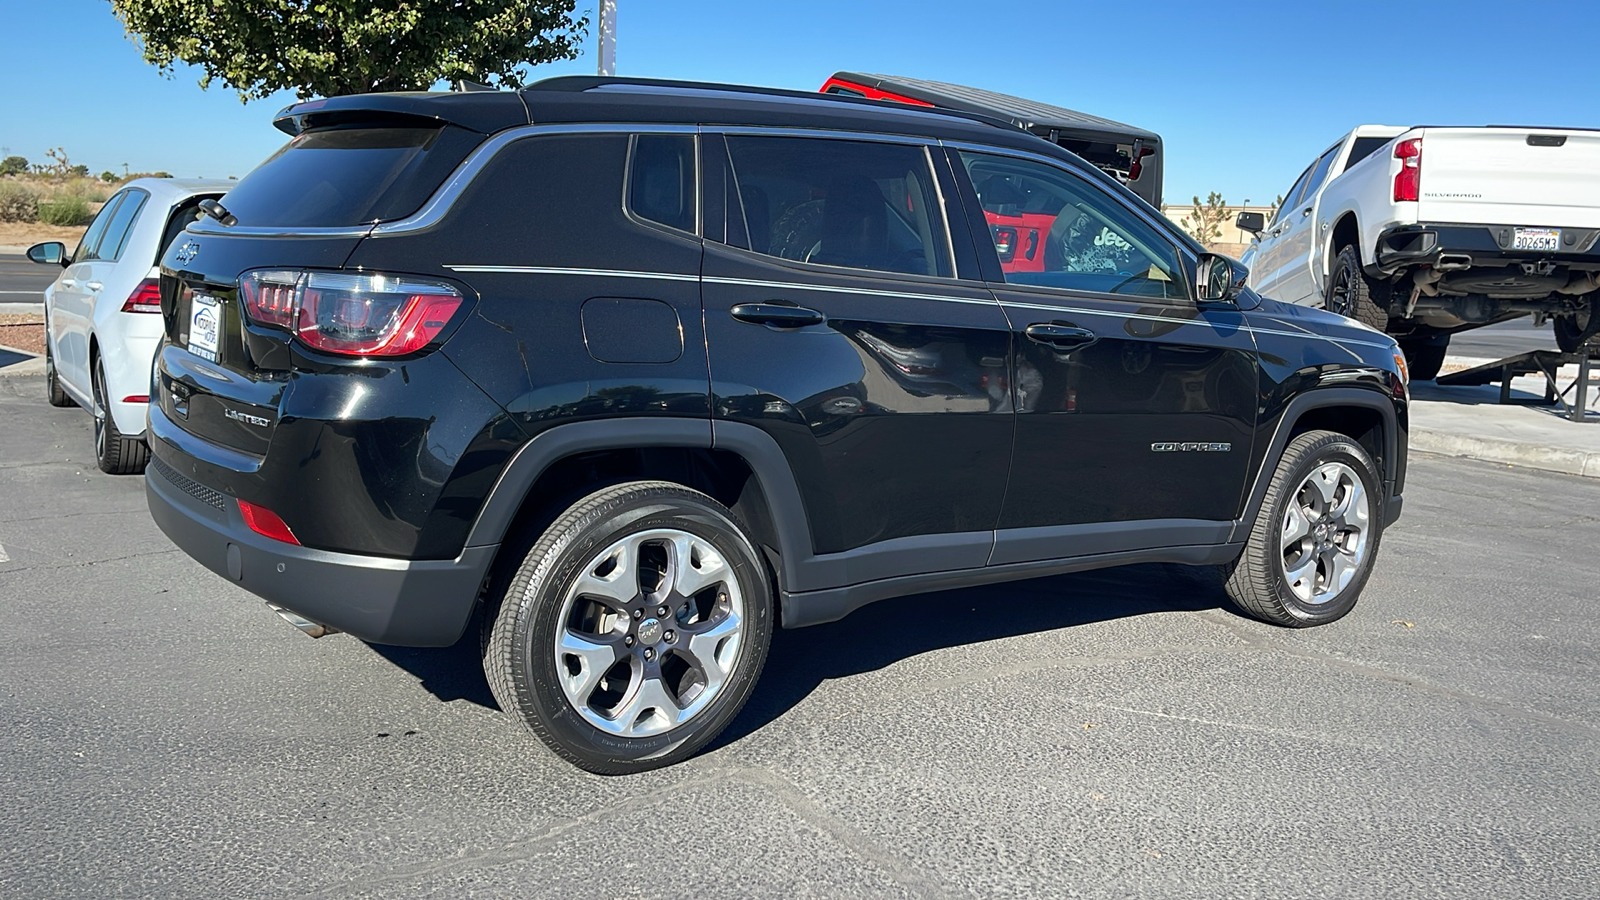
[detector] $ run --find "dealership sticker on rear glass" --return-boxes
[189,292,221,362]
[1513,227,1560,252]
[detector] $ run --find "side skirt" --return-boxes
[780,541,1244,628]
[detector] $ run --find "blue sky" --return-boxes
[2,0,1597,208]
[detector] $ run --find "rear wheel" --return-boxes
[92,357,150,475]
[1554,295,1600,353]
[484,481,773,774]
[1224,430,1383,627]
[1325,245,1388,330]
[44,327,73,408]
[1399,335,1450,382]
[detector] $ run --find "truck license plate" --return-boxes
[188,292,221,363]
[1512,227,1560,251]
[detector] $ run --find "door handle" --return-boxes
[60,278,76,288]
[1024,323,1097,349]
[730,302,825,329]
[85,281,103,292]
[1301,207,1313,217]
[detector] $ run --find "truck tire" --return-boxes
[1325,246,1388,331]
[484,481,774,775]
[1554,295,1599,354]
[1223,430,1383,628]
[1399,335,1450,382]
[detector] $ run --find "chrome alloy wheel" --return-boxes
[92,362,108,460]
[553,528,745,737]
[1280,461,1371,604]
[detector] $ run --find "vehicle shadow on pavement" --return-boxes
[713,561,1231,750]
[361,562,1233,734]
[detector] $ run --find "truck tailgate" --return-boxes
[1414,127,1600,228]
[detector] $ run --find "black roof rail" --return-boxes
[520,75,1031,136]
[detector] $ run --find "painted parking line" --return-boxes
[0,290,43,294]
[0,542,8,563]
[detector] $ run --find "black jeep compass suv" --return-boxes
[147,77,1409,773]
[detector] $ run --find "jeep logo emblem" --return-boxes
[175,240,200,264]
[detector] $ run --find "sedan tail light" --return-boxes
[120,278,162,313]
[1393,138,1422,202]
[240,269,464,356]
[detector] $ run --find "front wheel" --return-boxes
[44,327,73,408]
[1224,430,1384,627]
[1554,295,1600,354]
[484,481,774,774]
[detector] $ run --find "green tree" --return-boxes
[0,155,28,177]
[1179,191,1232,247]
[110,0,589,101]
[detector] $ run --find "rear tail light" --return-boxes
[1393,138,1422,202]
[238,499,300,545]
[120,278,162,313]
[240,269,464,356]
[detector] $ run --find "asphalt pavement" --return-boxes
[1,374,1597,899]
[0,252,56,307]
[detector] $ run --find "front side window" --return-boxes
[1298,147,1341,207]
[1273,164,1315,226]
[628,134,696,232]
[73,192,124,263]
[958,150,1186,301]
[723,136,953,278]
[96,189,150,262]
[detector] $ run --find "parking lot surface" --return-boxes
[1,374,1597,899]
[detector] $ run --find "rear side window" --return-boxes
[628,134,696,232]
[1344,136,1390,172]
[723,136,953,278]
[218,125,481,227]
[96,189,150,262]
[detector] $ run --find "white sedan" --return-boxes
[27,177,234,473]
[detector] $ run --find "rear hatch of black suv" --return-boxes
[152,92,529,560]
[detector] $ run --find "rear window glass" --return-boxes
[628,134,696,232]
[1344,136,1390,172]
[219,126,480,227]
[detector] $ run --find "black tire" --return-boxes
[1399,336,1450,382]
[92,357,150,475]
[1223,430,1384,627]
[1325,245,1388,331]
[44,329,73,408]
[1554,295,1600,354]
[484,481,774,774]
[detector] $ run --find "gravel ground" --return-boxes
[0,315,43,355]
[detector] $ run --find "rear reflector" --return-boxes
[238,500,300,545]
[121,395,150,403]
[240,269,464,356]
[121,278,162,313]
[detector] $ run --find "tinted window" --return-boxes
[95,189,149,262]
[724,136,953,278]
[628,134,696,232]
[958,150,1185,301]
[1344,136,1389,172]
[73,192,124,262]
[218,125,480,227]
[1298,147,1341,206]
[1273,164,1315,225]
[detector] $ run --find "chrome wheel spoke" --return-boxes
[557,629,625,703]
[684,608,743,688]
[613,674,684,736]
[1282,502,1313,544]
[666,533,727,600]
[1283,550,1318,597]
[571,538,639,604]
[1280,460,1372,605]
[1306,465,1340,511]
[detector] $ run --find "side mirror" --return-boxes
[1195,252,1248,304]
[27,241,68,267]
[1235,211,1265,234]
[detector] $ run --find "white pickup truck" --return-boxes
[1237,125,1600,379]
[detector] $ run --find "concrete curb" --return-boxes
[1411,429,1600,479]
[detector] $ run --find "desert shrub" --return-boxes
[0,182,39,222]
[37,196,90,226]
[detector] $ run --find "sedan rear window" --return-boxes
[218,126,480,228]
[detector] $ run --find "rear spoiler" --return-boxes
[272,91,528,136]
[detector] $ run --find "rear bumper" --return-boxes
[146,450,494,647]
[1372,223,1600,275]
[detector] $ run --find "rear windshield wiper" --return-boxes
[198,198,237,227]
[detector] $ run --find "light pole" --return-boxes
[598,0,616,76]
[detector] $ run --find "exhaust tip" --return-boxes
[267,603,340,639]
